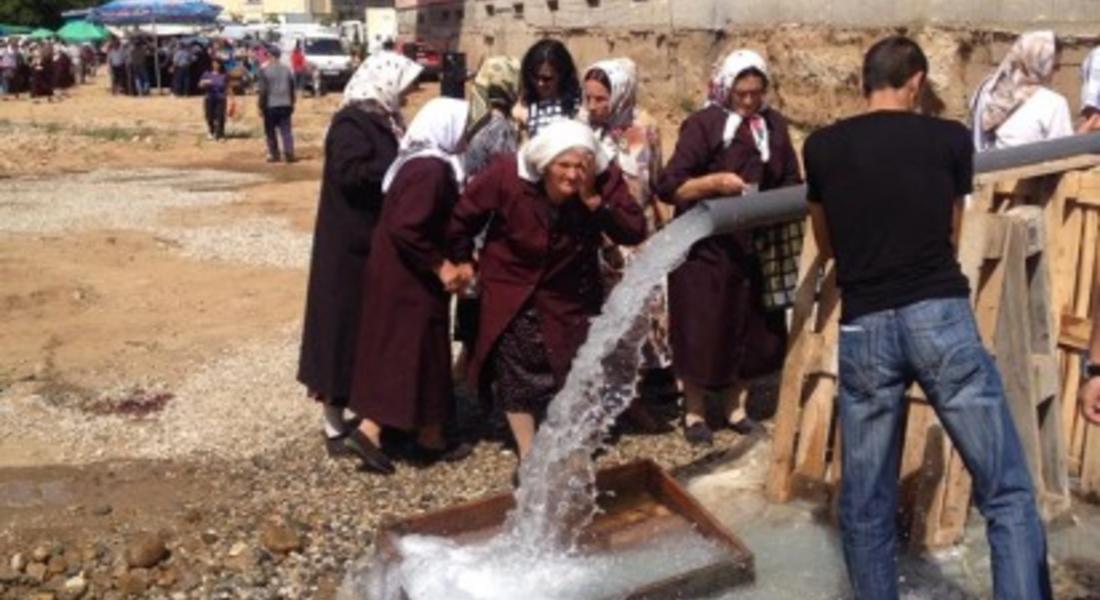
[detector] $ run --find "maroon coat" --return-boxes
[298,108,398,401]
[448,155,647,392]
[657,104,802,388]
[349,157,458,430]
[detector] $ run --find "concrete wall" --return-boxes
[457,0,1100,30]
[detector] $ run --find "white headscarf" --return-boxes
[518,119,610,183]
[341,50,423,128]
[381,97,470,193]
[707,49,770,162]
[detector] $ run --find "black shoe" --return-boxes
[407,441,474,466]
[728,418,762,436]
[344,429,395,475]
[284,154,297,164]
[684,421,714,446]
[324,433,357,459]
[266,154,280,163]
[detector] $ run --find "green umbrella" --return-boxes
[27,28,56,40]
[0,24,33,37]
[56,20,108,43]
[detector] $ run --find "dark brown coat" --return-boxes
[448,155,647,393]
[657,104,802,388]
[349,157,458,430]
[297,107,398,401]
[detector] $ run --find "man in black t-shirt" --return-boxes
[804,36,1051,600]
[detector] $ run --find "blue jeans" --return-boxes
[837,297,1051,600]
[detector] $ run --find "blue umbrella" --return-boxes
[88,0,223,25]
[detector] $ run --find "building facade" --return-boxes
[216,0,335,23]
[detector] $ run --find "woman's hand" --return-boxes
[710,172,745,196]
[437,260,475,293]
[580,154,603,212]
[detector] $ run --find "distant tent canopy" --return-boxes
[27,28,56,40]
[88,0,224,26]
[57,20,109,43]
[61,9,93,22]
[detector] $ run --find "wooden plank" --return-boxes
[793,268,841,484]
[974,155,1100,186]
[765,224,827,503]
[993,177,1041,197]
[1069,169,1100,205]
[1065,358,1086,472]
[793,374,834,481]
[899,403,940,546]
[931,448,973,548]
[1048,178,1084,318]
[1005,205,1046,257]
[1075,211,1099,319]
[958,208,993,304]
[994,220,1046,495]
[1079,225,1100,493]
[1032,354,1061,405]
[1082,427,1100,494]
[1060,313,1095,350]
[975,259,1008,347]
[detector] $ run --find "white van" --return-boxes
[278,29,353,95]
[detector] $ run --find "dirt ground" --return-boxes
[0,76,743,600]
[2,44,1099,599]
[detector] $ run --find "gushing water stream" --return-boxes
[345,207,717,599]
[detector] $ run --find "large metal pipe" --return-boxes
[703,131,1100,234]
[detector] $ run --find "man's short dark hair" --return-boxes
[862,36,928,97]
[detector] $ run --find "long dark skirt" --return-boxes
[30,66,52,98]
[491,306,558,417]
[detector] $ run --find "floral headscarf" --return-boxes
[707,49,771,161]
[973,31,1058,134]
[469,55,521,127]
[584,57,638,133]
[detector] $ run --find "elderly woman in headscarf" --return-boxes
[454,56,522,365]
[464,55,522,178]
[583,57,673,431]
[657,49,802,446]
[297,51,422,467]
[448,119,647,465]
[971,30,1072,150]
[347,97,474,475]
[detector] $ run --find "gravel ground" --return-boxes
[0,168,310,270]
[1,325,311,464]
[0,166,769,600]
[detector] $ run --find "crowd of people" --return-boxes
[291,26,1100,598]
[0,38,94,101]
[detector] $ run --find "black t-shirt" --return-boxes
[804,111,972,322]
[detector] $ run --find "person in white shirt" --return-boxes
[970,30,1073,150]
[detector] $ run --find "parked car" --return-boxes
[400,41,441,81]
[279,33,353,95]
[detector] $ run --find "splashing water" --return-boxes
[503,207,715,552]
[346,207,717,599]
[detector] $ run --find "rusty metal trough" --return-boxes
[376,459,753,599]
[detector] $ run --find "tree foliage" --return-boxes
[0,0,103,29]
